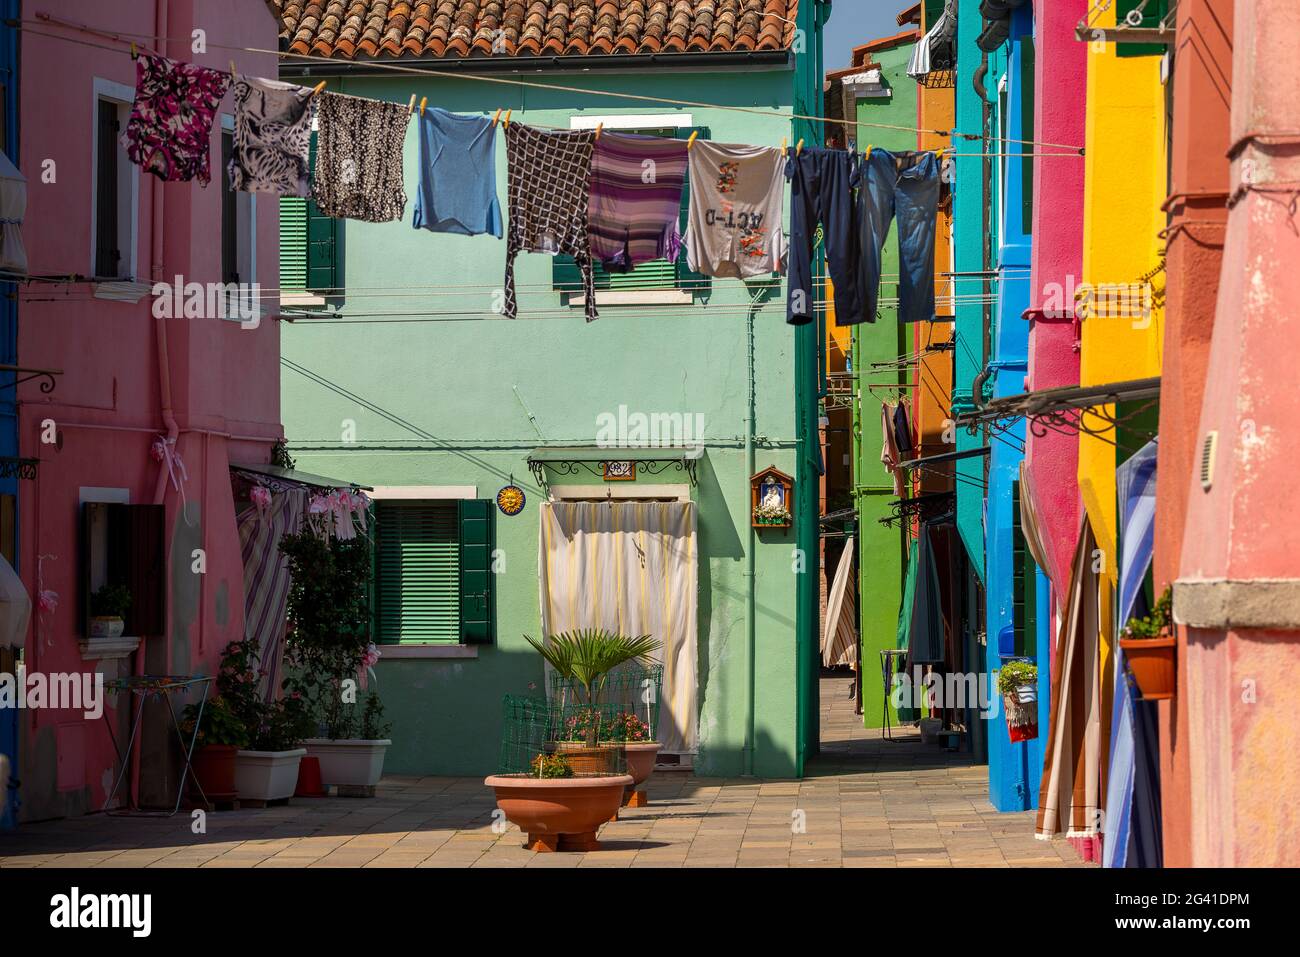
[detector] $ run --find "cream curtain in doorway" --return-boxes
[538,501,698,754]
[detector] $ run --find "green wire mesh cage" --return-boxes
[497,695,630,779]
[547,659,662,745]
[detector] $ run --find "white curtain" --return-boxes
[538,501,698,754]
[0,553,31,650]
[822,536,858,668]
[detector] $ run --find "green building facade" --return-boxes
[276,4,830,778]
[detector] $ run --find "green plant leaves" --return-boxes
[523,629,661,704]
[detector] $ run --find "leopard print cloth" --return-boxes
[503,124,598,321]
[227,76,315,197]
[311,92,410,223]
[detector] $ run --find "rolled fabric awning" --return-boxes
[0,553,31,650]
[0,151,27,275]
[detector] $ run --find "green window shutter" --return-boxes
[552,253,584,295]
[675,126,711,295]
[375,502,460,643]
[1019,43,1035,237]
[305,132,339,294]
[279,197,308,289]
[458,499,495,644]
[1115,0,1169,57]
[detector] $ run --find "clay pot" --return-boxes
[620,742,660,787]
[189,744,238,803]
[554,741,617,775]
[1119,635,1176,700]
[484,774,633,852]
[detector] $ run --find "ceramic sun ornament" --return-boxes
[496,483,526,516]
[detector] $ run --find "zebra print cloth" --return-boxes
[227,76,315,197]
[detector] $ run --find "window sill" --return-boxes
[79,635,142,661]
[569,290,693,307]
[280,292,328,308]
[379,643,479,660]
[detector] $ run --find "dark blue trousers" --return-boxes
[785,148,863,325]
[855,149,941,324]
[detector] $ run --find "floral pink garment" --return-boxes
[121,54,231,187]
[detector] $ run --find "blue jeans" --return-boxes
[854,149,941,324]
[786,148,863,325]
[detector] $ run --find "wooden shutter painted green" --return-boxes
[305,132,339,294]
[375,502,460,643]
[1115,0,1169,57]
[458,499,495,644]
[279,198,308,289]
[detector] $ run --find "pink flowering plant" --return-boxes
[606,711,653,743]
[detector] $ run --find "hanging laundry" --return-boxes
[311,92,409,223]
[855,148,941,323]
[413,108,502,237]
[227,76,315,197]
[880,402,905,497]
[893,399,915,459]
[503,125,598,322]
[684,142,786,279]
[786,147,863,325]
[588,132,687,272]
[121,53,231,187]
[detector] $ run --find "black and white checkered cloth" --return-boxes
[503,125,599,321]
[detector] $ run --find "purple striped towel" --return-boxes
[588,132,688,273]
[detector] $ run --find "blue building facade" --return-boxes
[0,1,21,831]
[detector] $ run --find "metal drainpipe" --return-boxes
[744,290,758,777]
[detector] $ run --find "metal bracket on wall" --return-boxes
[0,364,61,394]
[527,455,699,489]
[880,491,955,528]
[0,457,39,481]
[956,377,1161,451]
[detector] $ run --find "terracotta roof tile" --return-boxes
[267,0,799,60]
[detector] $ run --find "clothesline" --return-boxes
[22,16,1087,154]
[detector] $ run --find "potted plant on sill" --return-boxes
[1119,587,1176,700]
[89,584,131,640]
[216,639,310,804]
[181,695,249,805]
[279,529,391,795]
[997,660,1039,743]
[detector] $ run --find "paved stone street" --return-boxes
[0,676,1084,868]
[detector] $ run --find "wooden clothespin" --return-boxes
[687,130,699,150]
[130,41,138,60]
[229,60,237,78]
[312,81,327,97]
[796,138,804,156]
[492,108,502,127]
[407,94,417,115]
[781,137,787,157]
[503,109,512,129]
[595,122,603,140]
[866,144,873,160]
[419,96,428,117]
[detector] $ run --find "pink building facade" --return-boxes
[1023,0,1085,604]
[15,0,282,819]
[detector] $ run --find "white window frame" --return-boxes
[89,78,140,284]
[565,113,695,307]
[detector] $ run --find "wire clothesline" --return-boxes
[21,14,1087,155]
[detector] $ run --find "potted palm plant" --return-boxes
[1119,587,1176,700]
[997,660,1039,743]
[523,629,661,774]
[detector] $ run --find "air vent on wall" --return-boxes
[1200,431,1218,491]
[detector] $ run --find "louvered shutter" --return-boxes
[458,500,495,644]
[305,132,339,294]
[279,198,308,289]
[375,502,460,643]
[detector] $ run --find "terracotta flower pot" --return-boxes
[620,742,660,786]
[484,774,633,852]
[1120,635,1176,700]
[189,744,238,803]
[554,741,617,775]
